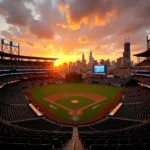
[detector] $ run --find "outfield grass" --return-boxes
[27,83,123,122]
[56,96,94,110]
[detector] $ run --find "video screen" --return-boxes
[3,39,10,45]
[148,34,150,40]
[93,65,107,75]
[12,42,19,47]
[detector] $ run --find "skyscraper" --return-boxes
[82,53,86,71]
[89,51,93,68]
[76,60,82,73]
[82,53,85,63]
[123,36,131,67]
[111,60,116,68]
[123,42,130,59]
[117,57,124,68]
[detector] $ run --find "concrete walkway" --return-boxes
[63,127,83,150]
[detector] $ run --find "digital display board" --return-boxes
[148,34,150,40]
[3,39,10,45]
[93,64,107,75]
[11,42,19,47]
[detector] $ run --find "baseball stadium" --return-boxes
[0,36,150,150]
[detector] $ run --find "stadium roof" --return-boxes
[0,52,58,61]
[134,50,150,57]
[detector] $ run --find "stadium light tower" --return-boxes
[10,41,20,55]
[147,34,150,51]
[1,39,20,55]
[1,39,10,53]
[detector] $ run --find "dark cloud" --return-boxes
[119,22,147,35]
[35,0,66,26]
[58,0,114,29]
[0,30,13,39]
[113,0,141,14]
[69,0,112,20]
[136,0,150,18]
[29,19,53,39]
[8,26,22,38]
[0,0,33,26]
[59,0,148,31]
[26,0,66,39]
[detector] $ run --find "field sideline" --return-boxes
[25,83,123,124]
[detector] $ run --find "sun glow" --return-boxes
[54,61,60,67]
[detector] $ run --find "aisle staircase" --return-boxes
[63,127,83,150]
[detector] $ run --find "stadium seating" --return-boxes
[13,119,62,131]
[77,83,150,149]
[0,104,37,121]
[79,121,150,149]
[122,87,150,103]
[0,117,72,149]
[114,102,150,121]
[90,118,140,131]
[0,59,53,68]
[85,76,129,86]
[136,60,150,66]
[0,53,150,149]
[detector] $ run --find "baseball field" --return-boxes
[25,83,123,124]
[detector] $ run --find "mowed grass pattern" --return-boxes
[56,96,94,110]
[27,83,123,122]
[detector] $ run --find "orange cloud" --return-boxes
[58,0,117,30]
[90,11,117,29]
[58,3,66,11]
[66,12,89,30]
[58,3,89,30]
[42,44,54,51]
[94,16,109,26]
[57,16,89,30]
[57,23,68,29]
[78,37,89,44]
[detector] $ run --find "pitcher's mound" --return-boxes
[71,100,79,104]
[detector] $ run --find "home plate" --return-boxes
[71,116,79,121]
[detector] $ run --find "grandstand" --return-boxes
[0,51,73,149]
[77,37,150,149]
[131,47,150,86]
[0,41,150,149]
[84,76,129,86]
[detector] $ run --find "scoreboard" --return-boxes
[93,64,107,75]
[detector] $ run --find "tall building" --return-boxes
[123,36,131,67]
[81,53,86,72]
[89,51,93,68]
[93,60,97,65]
[69,62,73,72]
[76,60,82,73]
[111,60,116,68]
[82,53,85,63]
[100,59,105,64]
[82,53,86,65]
[106,59,111,67]
[117,57,124,68]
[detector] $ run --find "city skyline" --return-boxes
[62,40,132,68]
[0,0,150,64]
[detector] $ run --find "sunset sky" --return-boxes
[0,0,150,64]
